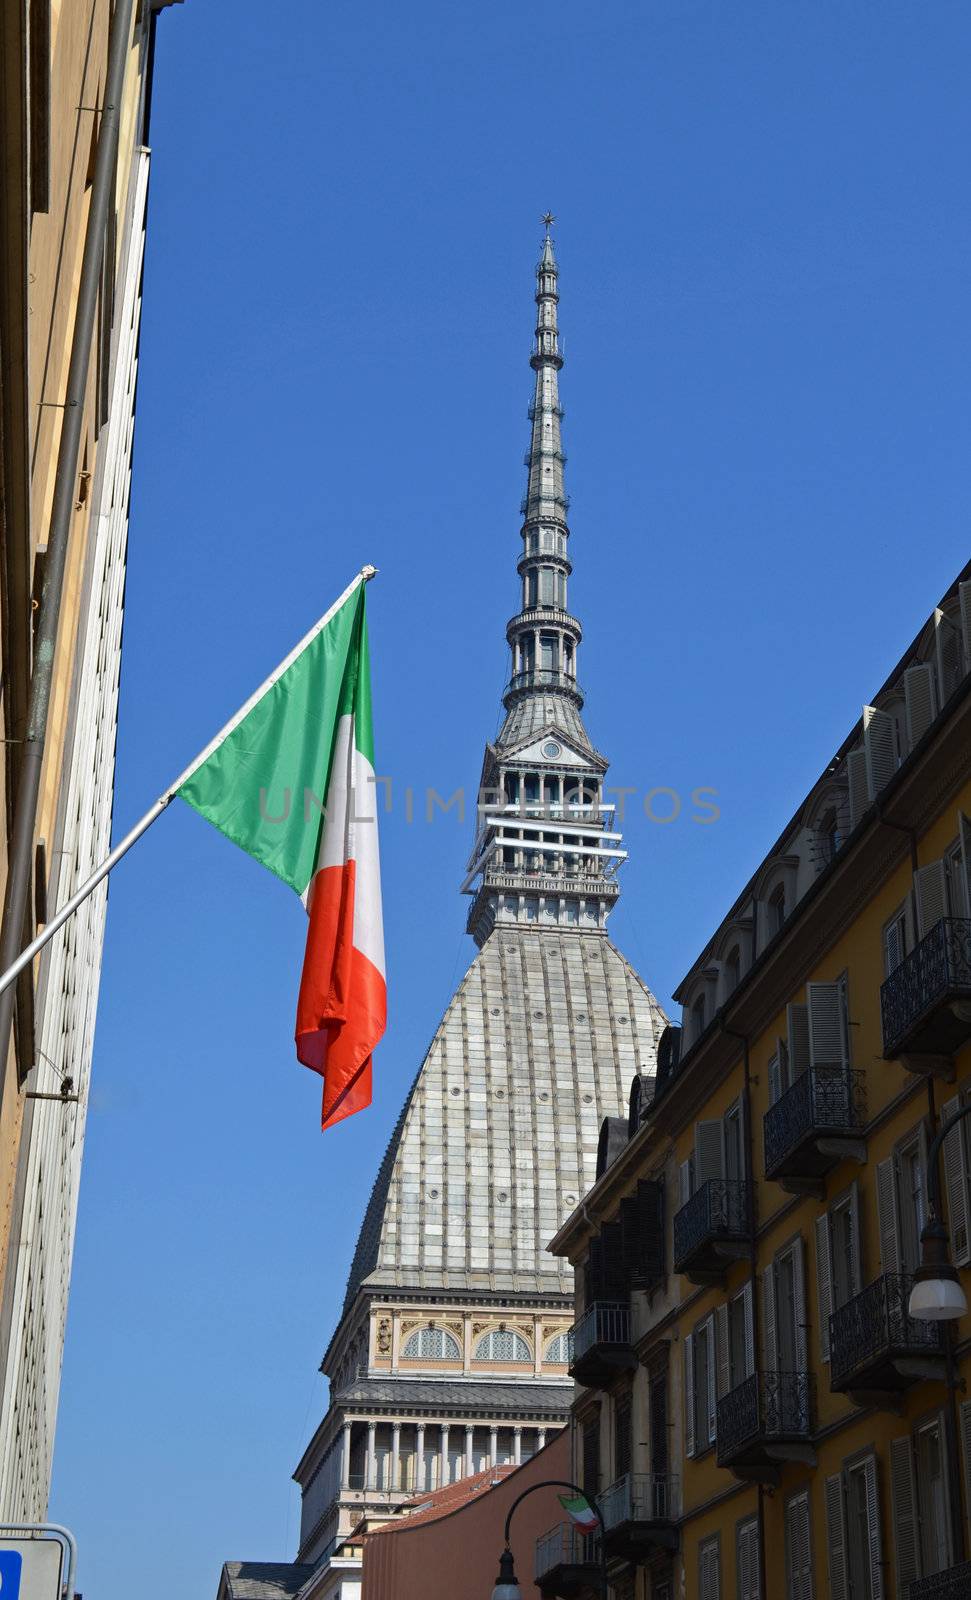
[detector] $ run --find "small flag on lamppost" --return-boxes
[558,1492,599,1532]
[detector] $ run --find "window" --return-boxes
[724,947,741,997]
[883,903,909,976]
[815,1184,862,1362]
[581,1415,599,1495]
[691,993,706,1040]
[539,567,555,605]
[474,1329,531,1362]
[826,1457,884,1600]
[684,1314,716,1457]
[403,1327,461,1360]
[737,1517,760,1600]
[698,1534,720,1600]
[876,1124,929,1278]
[784,1490,813,1600]
[614,1393,632,1479]
[816,806,841,868]
[539,633,557,672]
[717,1280,755,1397]
[890,1417,953,1594]
[765,1240,809,1426]
[679,1103,748,1209]
[769,884,787,936]
[940,1090,971,1267]
[546,1333,571,1363]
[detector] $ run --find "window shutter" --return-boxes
[695,1120,725,1185]
[793,1236,808,1371]
[864,704,898,798]
[815,1213,833,1362]
[684,1333,695,1458]
[914,860,949,938]
[807,980,848,1069]
[877,1157,901,1274]
[883,915,904,977]
[825,1472,849,1600]
[959,812,971,919]
[762,1261,777,1369]
[715,1303,730,1399]
[785,1490,813,1600]
[961,1399,971,1549]
[904,662,937,748]
[679,1158,693,1207]
[863,1455,885,1600]
[706,1313,717,1444]
[787,1002,810,1077]
[935,607,963,704]
[960,581,971,671]
[768,1050,782,1106]
[849,1180,864,1294]
[699,1537,720,1600]
[847,746,870,830]
[737,1518,759,1600]
[890,1433,921,1596]
[742,1279,755,1378]
[941,1095,971,1267]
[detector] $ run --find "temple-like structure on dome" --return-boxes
[286,229,668,1596]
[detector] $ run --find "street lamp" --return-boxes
[909,1103,971,1321]
[489,1478,608,1600]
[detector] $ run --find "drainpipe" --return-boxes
[0,0,135,1101]
[721,1019,767,1600]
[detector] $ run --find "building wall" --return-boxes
[0,0,175,1521]
[552,562,971,1600]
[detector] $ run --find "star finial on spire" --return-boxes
[542,211,556,234]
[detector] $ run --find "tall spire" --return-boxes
[463,224,628,946]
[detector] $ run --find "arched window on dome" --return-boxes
[545,1333,572,1364]
[474,1329,531,1363]
[402,1327,461,1361]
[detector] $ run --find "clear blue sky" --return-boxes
[49,2,971,1595]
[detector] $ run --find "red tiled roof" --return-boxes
[365,1464,518,1535]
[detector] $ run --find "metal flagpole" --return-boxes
[0,566,376,1004]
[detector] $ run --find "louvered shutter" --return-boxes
[904,662,938,748]
[679,1158,692,1207]
[807,981,848,1069]
[890,1434,921,1596]
[815,1213,833,1362]
[684,1333,695,1458]
[960,581,971,671]
[914,860,949,938]
[935,607,963,704]
[825,1473,848,1600]
[785,1490,813,1600]
[958,812,971,918]
[619,1196,640,1281]
[787,1002,811,1076]
[705,1313,717,1444]
[864,705,898,798]
[635,1178,664,1286]
[742,1279,755,1378]
[763,1261,777,1369]
[883,915,904,976]
[737,1518,759,1600]
[582,1418,599,1495]
[863,1455,885,1600]
[793,1236,808,1371]
[586,1237,604,1303]
[695,1120,725,1185]
[715,1303,730,1400]
[768,1050,782,1106]
[699,1537,720,1600]
[601,1222,627,1301]
[941,1096,971,1266]
[961,1399,971,1547]
[877,1157,901,1274]
[847,746,871,830]
[614,1394,632,1478]
[849,1181,863,1293]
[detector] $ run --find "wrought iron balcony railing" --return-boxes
[830,1272,944,1393]
[716,1371,812,1469]
[535,1522,601,1581]
[910,1560,971,1599]
[599,1472,678,1532]
[763,1067,866,1180]
[571,1302,630,1364]
[673,1179,750,1274]
[881,916,971,1059]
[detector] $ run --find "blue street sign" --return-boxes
[0,1551,23,1597]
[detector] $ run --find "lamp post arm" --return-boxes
[501,1478,606,1547]
[927,1101,971,1218]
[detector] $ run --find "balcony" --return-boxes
[599,1473,678,1563]
[672,1180,751,1285]
[910,1562,971,1599]
[715,1371,814,1483]
[535,1523,601,1600]
[830,1273,945,1404]
[881,916,971,1070]
[568,1303,635,1390]
[763,1068,866,1193]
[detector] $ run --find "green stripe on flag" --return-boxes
[177,585,369,895]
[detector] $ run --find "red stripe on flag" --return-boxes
[296,860,387,1129]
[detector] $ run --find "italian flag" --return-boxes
[177,576,386,1128]
[558,1492,599,1533]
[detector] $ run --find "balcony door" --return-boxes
[764,1239,809,1432]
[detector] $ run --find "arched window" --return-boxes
[474,1329,531,1362]
[724,947,741,996]
[403,1327,461,1361]
[817,806,841,867]
[546,1333,571,1364]
[768,883,787,936]
[692,992,707,1040]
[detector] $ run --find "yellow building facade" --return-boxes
[548,561,971,1600]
